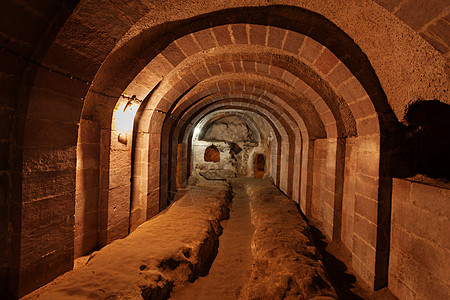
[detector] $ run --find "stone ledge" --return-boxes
[23,181,231,300]
[400,174,450,190]
[241,179,337,300]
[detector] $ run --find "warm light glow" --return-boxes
[193,125,201,138]
[114,102,138,131]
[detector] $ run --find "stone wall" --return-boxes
[75,119,100,258]
[193,141,269,179]
[192,114,272,180]
[311,139,337,239]
[389,177,450,299]
[309,134,383,289]
[106,101,134,242]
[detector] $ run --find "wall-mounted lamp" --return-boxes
[123,95,136,112]
[115,98,138,132]
[193,126,201,138]
[118,133,128,145]
[115,95,139,145]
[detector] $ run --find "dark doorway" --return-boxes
[204,145,220,162]
[254,154,265,178]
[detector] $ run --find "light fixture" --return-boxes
[118,133,128,145]
[193,126,201,138]
[114,95,139,145]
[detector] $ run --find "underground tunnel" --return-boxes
[0,1,449,299]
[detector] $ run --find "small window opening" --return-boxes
[204,145,220,162]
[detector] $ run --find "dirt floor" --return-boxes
[169,180,254,299]
[170,178,397,300]
[21,178,398,299]
[22,180,232,299]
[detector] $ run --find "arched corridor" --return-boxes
[0,1,449,299]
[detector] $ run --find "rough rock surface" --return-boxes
[22,181,231,300]
[240,179,337,300]
[193,114,271,179]
[199,170,237,180]
[169,179,254,299]
[203,116,255,143]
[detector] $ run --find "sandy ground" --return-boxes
[169,180,254,299]
[21,178,398,299]
[240,178,337,300]
[22,180,231,299]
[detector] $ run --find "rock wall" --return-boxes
[193,115,272,180]
[194,141,269,179]
[75,119,100,258]
[203,116,256,143]
[389,177,450,299]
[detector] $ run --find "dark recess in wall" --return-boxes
[204,145,220,162]
[399,100,450,181]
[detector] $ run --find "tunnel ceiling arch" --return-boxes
[82,4,447,126]
[3,0,449,298]
[85,6,446,291]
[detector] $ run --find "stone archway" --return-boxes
[2,1,448,297]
